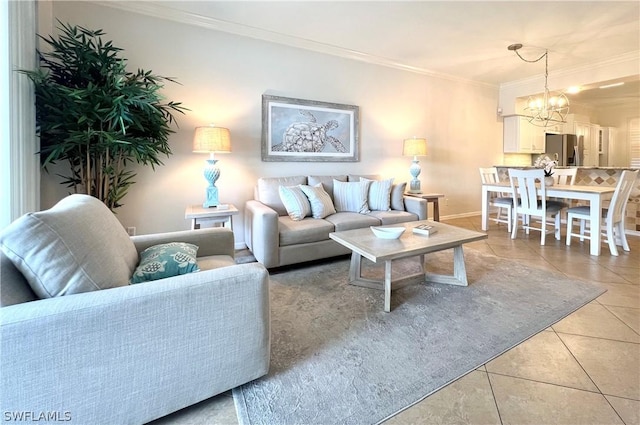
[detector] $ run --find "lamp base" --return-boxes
[408,179,422,194]
[203,186,219,208]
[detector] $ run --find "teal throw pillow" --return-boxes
[130,242,200,284]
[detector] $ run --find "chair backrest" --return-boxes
[479,167,499,184]
[479,167,511,198]
[607,170,639,224]
[552,168,577,185]
[509,168,548,216]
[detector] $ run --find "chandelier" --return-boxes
[508,43,570,127]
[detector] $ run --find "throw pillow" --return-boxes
[361,177,394,211]
[278,185,311,221]
[391,182,407,210]
[257,176,307,216]
[333,180,371,214]
[130,242,200,284]
[300,183,336,219]
[0,194,139,298]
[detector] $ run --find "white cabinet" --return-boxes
[503,115,545,154]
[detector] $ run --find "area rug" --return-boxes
[233,249,605,425]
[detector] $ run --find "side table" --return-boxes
[185,204,239,230]
[404,193,445,221]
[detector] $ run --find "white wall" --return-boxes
[41,2,502,245]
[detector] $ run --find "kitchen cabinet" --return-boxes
[503,115,545,154]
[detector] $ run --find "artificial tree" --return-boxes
[21,21,187,210]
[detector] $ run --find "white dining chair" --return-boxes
[547,167,578,217]
[552,167,578,185]
[566,169,638,256]
[479,167,513,232]
[509,168,563,245]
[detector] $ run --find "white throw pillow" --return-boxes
[360,177,394,211]
[0,194,139,298]
[300,183,336,219]
[333,180,371,214]
[278,185,311,221]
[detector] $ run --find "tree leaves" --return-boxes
[20,20,188,210]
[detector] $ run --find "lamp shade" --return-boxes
[193,126,231,153]
[402,137,428,156]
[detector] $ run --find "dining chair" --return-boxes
[552,167,577,185]
[479,167,513,232]
[566,169,638,256]
[547,167,578,216]
[508,168,563,245]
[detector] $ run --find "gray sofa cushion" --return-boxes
[197,255,237,271]
[348,174,380,182]
[325,212,381,231]
[391,183,407,210]
[0,194,138,298]
[307,175,347,200]
[257,176,307,216]
[1,253,37,306]
[279,216,335,246]
[368,210,418,225]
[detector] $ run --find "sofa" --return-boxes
[0,194,270,424]
[244,174,428,268]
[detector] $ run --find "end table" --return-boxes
[404,193,444,221]
[185,204,239,230]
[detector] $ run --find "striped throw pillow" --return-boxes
[361,177,394,211]
[333,180,371,214]
[300,183,336,219]
[278,185,311,221]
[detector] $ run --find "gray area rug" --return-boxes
[233,248,605,425]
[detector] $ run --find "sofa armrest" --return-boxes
[244,200,280,268]
[131,227,234,258]
[0,263,270,424]
[403,196,428,220]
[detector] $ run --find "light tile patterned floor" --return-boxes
[151,215,639,425]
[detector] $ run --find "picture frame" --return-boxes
[261,95,360,162]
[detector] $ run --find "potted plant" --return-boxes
[21,21,187,210]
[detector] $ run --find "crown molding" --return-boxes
[500,51,640,90]
[94,1,494,89]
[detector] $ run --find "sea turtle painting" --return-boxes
[272,110,348,153]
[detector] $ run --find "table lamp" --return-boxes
[403,137,428,193]
[193,125,231,208]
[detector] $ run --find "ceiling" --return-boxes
[127,1,640,107]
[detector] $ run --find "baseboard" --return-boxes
[235,241,248,250]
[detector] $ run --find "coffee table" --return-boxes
[329,220,487,312]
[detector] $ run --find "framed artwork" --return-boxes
[261,95,359,162]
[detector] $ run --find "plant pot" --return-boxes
[544,176,555,186]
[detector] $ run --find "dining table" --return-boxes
[481,182,616,256]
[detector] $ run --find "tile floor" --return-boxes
[152,215,639,425]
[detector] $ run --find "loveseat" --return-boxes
[244,174,427,268]
[0,194,270,424]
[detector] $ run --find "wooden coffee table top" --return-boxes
[329,220,487,263]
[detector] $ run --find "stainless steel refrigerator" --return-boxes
[544,133,582,166]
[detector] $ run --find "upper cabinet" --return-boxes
[503,115,545,154]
